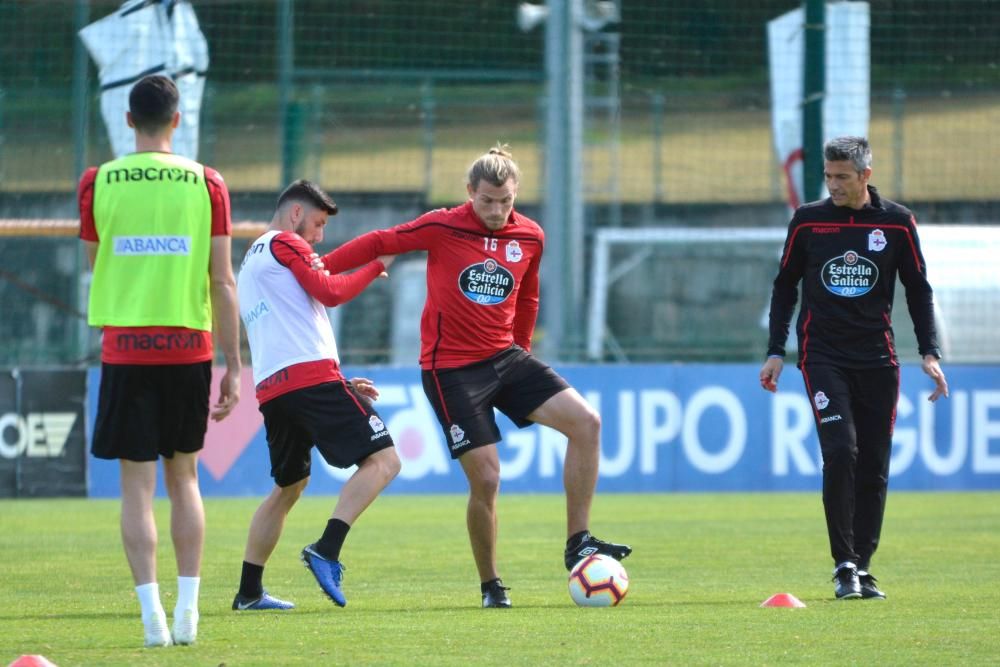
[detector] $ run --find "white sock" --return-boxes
[135,582,165,623]
[175,576,201,615]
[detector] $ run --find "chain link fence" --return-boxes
[1,0,998,365]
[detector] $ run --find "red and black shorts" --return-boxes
[91,361,211,462]
[421,345,570,459]
[259,379,395,487]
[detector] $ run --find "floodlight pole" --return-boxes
[540,0,584,361]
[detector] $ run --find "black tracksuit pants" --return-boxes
[800,364,900,570]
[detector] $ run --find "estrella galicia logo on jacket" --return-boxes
[813,391,830,410]
[458,259,515,305]
[449,423,470,450]
[821,250,879,297]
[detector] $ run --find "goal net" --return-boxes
[586,225,1000,363]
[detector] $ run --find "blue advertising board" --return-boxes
[86,364,1000,497]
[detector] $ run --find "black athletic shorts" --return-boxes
[91,361,211,462]
[421,345,570,458]
[259,379,395,487]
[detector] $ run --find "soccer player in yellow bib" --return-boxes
[78,75,242,648]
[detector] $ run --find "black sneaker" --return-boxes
[858,571,886,600]
[833,563,862,600]
[564,532,632,571]
[481,578,512,608]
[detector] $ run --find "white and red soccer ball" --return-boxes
[568,554,629,607]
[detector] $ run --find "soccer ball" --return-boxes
[568,554,629,607]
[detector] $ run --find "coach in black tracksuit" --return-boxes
[759,136,949,601]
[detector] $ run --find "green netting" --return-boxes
[1,0,998,364]
[1,1,997,201]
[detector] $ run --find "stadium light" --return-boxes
[517,1,619,33]
[516,3,548,32]
[579,1,620,31]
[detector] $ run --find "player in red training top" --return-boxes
[320,144,631,608]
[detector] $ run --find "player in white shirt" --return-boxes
[232,180,399,610]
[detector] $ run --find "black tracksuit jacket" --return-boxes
[767,186,941,368]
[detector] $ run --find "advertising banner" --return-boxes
[79,0,209,160]
[1,369,88,498]
[86,364,1000,497]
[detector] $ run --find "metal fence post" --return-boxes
[421,79,436,202]
[802,0,825,202]
[278,0,296,187]
[651,92,665,203]
[72,0,91,364]
[540,0,585,360]
[893,86,906,198]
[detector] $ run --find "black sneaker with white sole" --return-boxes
[858,571,886,600]
[564,531,632,571]
[481,578,512,608]
[833,563,862,600]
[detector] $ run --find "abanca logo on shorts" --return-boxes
[449,423,469,450]
[458,259,515,305]
[368,415,388,441]
[821,250,878,297]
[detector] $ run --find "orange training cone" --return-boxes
[760,593,806,608]
[8,657,59,667]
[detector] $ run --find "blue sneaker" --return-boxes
[232,590,295,611]
[301,544,347,607]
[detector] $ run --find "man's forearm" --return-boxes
[211,281,242,371]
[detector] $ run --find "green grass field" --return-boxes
[2,492,998,666]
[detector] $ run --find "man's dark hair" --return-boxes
[276,179,339,215]
[128,75,179,134]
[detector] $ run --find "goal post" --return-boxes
[587,227,786,361]
[587,224,1000,363]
